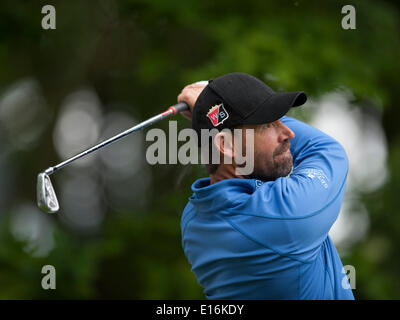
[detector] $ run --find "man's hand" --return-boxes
[177,81,208,121]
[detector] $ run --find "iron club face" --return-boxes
[37,173,59,213]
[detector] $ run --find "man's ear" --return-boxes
[214,130,234,159]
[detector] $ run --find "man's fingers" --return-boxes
[183,81,208,90]
[193,80,209,86]
[180,110,192,121]
[178,92,196,107]
[177,80,208,122]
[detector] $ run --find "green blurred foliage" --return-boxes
[0,0,399,299]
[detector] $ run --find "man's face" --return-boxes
[241,120,295,181]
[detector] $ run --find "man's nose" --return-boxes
[278,121,295,141]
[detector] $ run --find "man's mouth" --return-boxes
[275,143,290,156]
[276,149,290,158]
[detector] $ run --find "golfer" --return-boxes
[177,72,354,300]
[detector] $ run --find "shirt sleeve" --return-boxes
[235,116,349,259]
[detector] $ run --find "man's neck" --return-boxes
[209,165,245,184]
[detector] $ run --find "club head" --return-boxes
[37,173,59,213]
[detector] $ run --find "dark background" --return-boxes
[0,0,399,299]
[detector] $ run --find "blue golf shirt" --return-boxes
[181,116,354,299]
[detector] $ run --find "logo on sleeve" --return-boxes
[207,103,229,127]
[302,168,329,189]
[255,179,264,189]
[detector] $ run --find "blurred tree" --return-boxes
[0,0,399,299]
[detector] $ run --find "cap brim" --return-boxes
[245,91,307,125]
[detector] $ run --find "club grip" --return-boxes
[173,102,190,113]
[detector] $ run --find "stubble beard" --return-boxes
[248,150,293,181]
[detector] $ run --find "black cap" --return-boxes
[192,72,307,145]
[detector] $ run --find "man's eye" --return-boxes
[264,123,271,128]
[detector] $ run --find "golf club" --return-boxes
[37,102,189,213]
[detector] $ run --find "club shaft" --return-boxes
[44,103,188,175]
